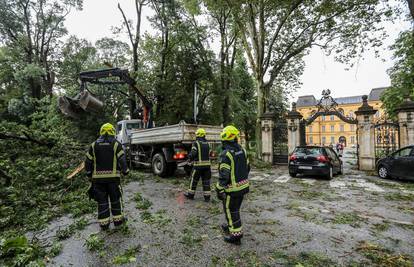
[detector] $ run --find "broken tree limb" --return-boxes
[0,132,55,148]
[67,162,85,180]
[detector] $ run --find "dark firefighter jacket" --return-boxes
[85,135,129,182]
[216,142,250,195]
[188,137,211,169]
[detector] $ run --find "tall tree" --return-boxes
[381,31,414,117]
[0,0,82,98]
[225,0,395,156]
[204,1,238,125]
[117,0,148,72]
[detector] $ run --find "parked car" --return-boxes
[376,145,414,180]
[288,146,343,179]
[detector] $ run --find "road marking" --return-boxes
[273,175,290,183]
[330,179,384,192]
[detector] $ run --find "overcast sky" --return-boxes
[65,0,411,102]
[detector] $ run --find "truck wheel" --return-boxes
[152,153,168,177]
[167,163,177,176]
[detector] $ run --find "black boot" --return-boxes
[224,234,242,245]
[221,224,229,234]
[184,192,194,200]
[113,217,126,227]
[204,195,211,202]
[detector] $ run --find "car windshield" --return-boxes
[294,147,323,156]
[126,123,141,130]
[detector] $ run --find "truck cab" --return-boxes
[116,119,145,145]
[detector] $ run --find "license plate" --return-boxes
[299,166,312,170]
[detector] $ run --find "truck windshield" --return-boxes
[126,123,141,130]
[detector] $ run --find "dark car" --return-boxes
[288,146,343,179]
[376,145,414,180]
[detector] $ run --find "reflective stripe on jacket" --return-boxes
[189,138,211,168]
[85,136,128,179]
[217,142,250,193]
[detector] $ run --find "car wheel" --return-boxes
[326,166,333,180]
[152,153,168,177]
[378,165,389,179]
[289,171,297,178]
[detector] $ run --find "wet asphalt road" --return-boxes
[40,149,414,266]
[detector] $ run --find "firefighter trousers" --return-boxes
[93,181,124,228]
[188,167,211,197]
[223,194,244,237]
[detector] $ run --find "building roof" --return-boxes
[296,95,316,107]
[296,87,387,107]
[368,87,387,101]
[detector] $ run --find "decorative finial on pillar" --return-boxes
[355,95,376,116]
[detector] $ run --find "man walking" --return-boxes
[85,123,129,230]
[184,128,212,202]
[216,125,250,245]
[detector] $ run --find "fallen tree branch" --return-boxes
[0,132,55,148]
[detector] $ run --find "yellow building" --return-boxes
[296,88,386,147]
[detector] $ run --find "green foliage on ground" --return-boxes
[0,236,46,267]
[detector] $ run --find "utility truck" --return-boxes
[117,120,222,177]
[59,68,222,177]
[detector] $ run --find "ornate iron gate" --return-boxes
[374,119,400,160]
[273,122,288,164]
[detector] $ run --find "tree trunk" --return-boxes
[255,81,265,159]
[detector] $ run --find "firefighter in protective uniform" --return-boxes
[184,128,212,202]
[85,123,129,230]
[216,125,250,245]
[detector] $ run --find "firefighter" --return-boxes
[184,128,212,202]
[85,123,129,230]
[216,125,250,245]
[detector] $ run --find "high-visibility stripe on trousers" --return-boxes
[223,194,244,236]
[187,168,211,196]
[93,181,124,227]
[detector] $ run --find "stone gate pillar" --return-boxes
[261,111,275,163]
[396,96,414,147]
[287,103,303,154]
[355,95,377,171]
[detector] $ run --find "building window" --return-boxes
[309,136,313,144]
[350,124,355,131]
[375,111,380,118]
[322,115,326,121]
[340,124,344,132]
[351,136,355,144]
[330,115,335,121]
[308,126,312,133]
[330,136,335,144]
[322,136,326,144]
[322,126,326,132]
[330,125,335,132]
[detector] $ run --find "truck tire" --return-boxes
[152,153,168,177]
[167,163,177,176]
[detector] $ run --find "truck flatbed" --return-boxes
[129,121,222,145]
